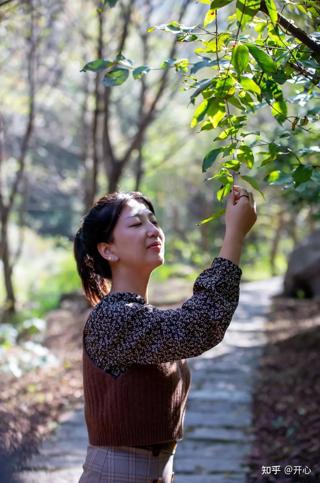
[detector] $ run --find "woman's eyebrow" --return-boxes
[126,210,155,219]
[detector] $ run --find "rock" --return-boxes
[283,229,320,298]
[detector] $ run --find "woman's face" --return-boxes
[100,198,165,272]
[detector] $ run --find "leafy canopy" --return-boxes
[84,0,320,220]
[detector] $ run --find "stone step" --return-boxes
[173,474,246,483]
[184,426,254,443]
[185,408,251,428]
[16,468,82,483]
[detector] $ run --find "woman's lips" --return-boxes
[148,243,161,251]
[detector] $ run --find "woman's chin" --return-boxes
[153,255,165,268]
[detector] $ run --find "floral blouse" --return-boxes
[84,256,242,378]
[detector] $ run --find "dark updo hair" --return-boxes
[73,191,156,306]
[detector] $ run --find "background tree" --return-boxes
[83,0,195,202]
[0,0,36,318]
[89,0,320,221]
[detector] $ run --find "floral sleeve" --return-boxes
[84,256,242,377]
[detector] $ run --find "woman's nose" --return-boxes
[147,221,161,236]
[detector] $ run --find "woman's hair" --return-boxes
[73,191,156,306]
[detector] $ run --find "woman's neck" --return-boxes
[109,266,151,302]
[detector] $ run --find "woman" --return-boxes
[74,186,257,483]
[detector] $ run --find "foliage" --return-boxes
[86,0,320,220]
[0,228,81,322]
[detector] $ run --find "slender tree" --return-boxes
[0,0,36,318]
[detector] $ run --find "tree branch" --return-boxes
[0,0,16,7]
[8,0,36,211]
[102,0,136,174]
[260,0,320,56]
[119,0,193,166]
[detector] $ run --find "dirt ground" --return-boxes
[0,293,88,477]
[246,295,320,482]
[1,291,320,481]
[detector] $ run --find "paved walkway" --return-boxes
[15,277,282,483]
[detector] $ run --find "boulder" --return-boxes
[283,229,320,298]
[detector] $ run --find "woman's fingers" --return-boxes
[231,186,257,213]
[232,185,256,213]
[232,185,250,205]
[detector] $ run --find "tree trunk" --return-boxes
[0,0,36,319]
[134,146,145,192]
[107,162,124,193]
[287,210,298,247]
[270,210,284,276]
[0,214,16,319]
[99,0,193,194]
[85,10,104,209]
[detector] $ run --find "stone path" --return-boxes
[15,276,283,483]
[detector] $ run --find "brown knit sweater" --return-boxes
[83,347,191,446]
[83,256,242,446]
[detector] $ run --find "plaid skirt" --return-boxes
[78,444,177,483]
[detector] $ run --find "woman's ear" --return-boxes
[97,242,118,262]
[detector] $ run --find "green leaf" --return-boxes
[236,0,260,28]
[190,78,213,103]
[191,99,209,128]
[271,99,287,124]
[210,109,226,128]
[177,33,198,42]
[247,44,277,73]
[238,91,255,109]
[223,159,241,170]
[266,170,292,186]
[132,65,150,79]
[292,165,313,186]
[265,0,278,24]
[103,68,129,87]
[240,175,265,198]
[215,75,236,99]
[115,53,133,68]
[226,94,243,110]
[214,126,238,140]
[196,208,226,226]
[81,59,113,72]
[254,20,267,33]
[211,168,234,184]
[240,76,261,95]
[202,148,224,172]
[160,58,176,69]
[166,21,181,32]
[267,24,282,45]
[217,182,232,201]
[210,0,234,9]
[237,144,254,169]
[204,8,216,27]
[206,98,226,127]
[200,121,214,131]
[232,44,249,75]
[272,70,288,84]
[174,58,189,73]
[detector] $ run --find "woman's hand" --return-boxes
[224,185,257,240]
[218,185,257,266]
